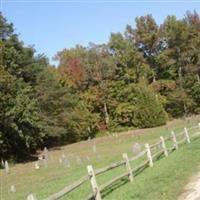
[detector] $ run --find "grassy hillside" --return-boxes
[104,137,200,200]
[1,116,200,200]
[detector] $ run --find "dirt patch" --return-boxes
[178,170,200,200]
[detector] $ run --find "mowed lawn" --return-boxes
[1,116,200,200]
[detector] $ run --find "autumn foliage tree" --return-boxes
[2,11,200,159]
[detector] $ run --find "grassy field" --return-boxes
[1,115,200,200]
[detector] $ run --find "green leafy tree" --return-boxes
[35,68,99,144]
[109,32,151,83]
[0,66,44,159]
[116,83,167,128]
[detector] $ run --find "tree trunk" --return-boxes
[152,71,156,83]
[197,74,200,82]
[103,102,109,126]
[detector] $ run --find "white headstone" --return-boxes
[10,185,16,192]
[34,162,40,169]
[92,145,96,154]
[5,160,9,174]
[132,143,141,155]
[44,147,49,160]
[38,155,43,160]
[27,193,37,200]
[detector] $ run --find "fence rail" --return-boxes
[28,123,200,200]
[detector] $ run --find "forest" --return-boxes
[1,11,200,160]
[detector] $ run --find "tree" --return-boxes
[116,83,167,128]
[0,13,47,159]
[109,32,151,83]
[0,66,44,159]
[126,15,162,71]
[191,82,200,113]
[56,44,116,128]
[35,68,99,144]
[166,89,194,117]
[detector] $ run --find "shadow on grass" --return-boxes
[94,153,167,199]
[101,177,129,199]
[134,163,149,177]
[89,162,149,199]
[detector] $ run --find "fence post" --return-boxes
[171,131,178,150]
[145,143,153,167]
[122,153,133,182]
[160,136,168,157]
[184,127,190,143]
[87,165,101,200]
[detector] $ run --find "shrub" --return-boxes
[116,83,167,128]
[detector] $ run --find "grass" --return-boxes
[104,138,200,200]
[1,115,200,200]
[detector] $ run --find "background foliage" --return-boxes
[1,11,200,159]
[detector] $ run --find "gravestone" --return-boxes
[37,155,43,168]
[43,147,49,160]
[27,193,37,200]
[10,185,16,192]
[34,162,40,169]
[5,160,9,174]
[63,158,70,168]
[92,144,96,154]
[38,155,47,168]
[132,143,141,155]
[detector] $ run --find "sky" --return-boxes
[1,0,200,65]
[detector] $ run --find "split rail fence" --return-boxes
[28,123,200,200]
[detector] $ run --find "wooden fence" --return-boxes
[28,123,200,200]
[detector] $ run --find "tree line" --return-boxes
[1,11,200,160]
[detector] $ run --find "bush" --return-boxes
[116,83,167,128]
